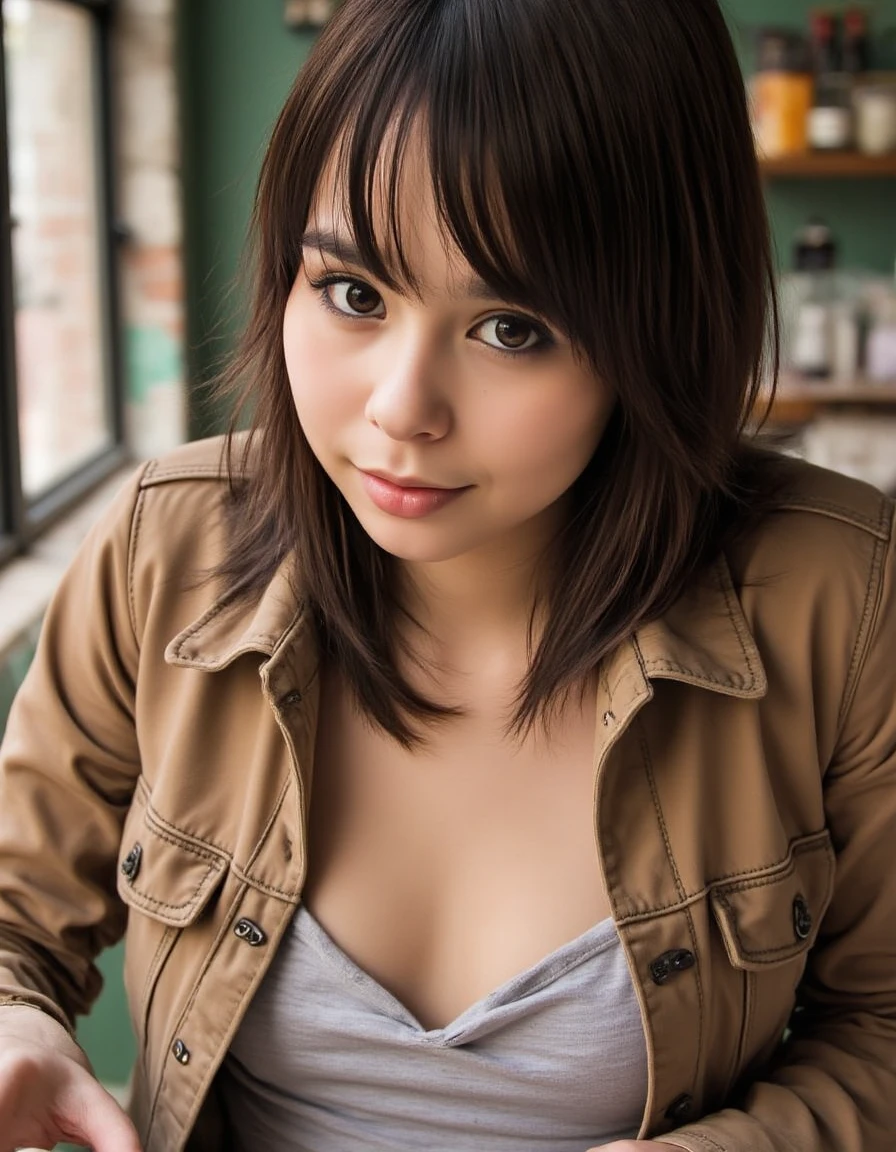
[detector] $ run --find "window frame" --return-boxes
[0,0,126,567]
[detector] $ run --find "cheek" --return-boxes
[489,377,612,489]
[283,293,353,443]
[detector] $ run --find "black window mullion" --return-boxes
[0,24,25,562]
[93,0,124,456]
[0,0,127,555]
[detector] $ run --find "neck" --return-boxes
[396,537,553,690]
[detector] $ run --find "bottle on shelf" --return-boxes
[854,84,896,155]
[751,28,813,158]
[841,7,869,75]
[807,10,854,151]
[840,6,896,158]
[790,220,839,379]
[866,262,896,383]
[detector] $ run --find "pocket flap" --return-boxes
[116,782,228,927]
[710,833,835,970]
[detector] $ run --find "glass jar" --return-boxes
[854,85,896,156]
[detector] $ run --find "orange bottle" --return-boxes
[751,29,813,158]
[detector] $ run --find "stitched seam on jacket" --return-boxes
[153,890,296,1147]
[141,926,174,1015]
[170,641,277,667]
[640,721,705,1089]
[639,558,760,692]
[127,460,155,642]
[775,495,890,536]
[167,598,239,658]
[735,970,755,1092]
[241,773,292,883]
[715,902,809,961]
[139,926,176,1046]
[124,814,225,915]
[144,880,250,1141]
[836,506,892,736]
[672,1134,727,1151]
[713,838,831,897]
[614,833,832,923]
[143,812,227,866]
[715,558,762,689]
[126,865,217,914]
[143,799,233,860]
[640,659,748,687]
[229,862,302,900]
[139,464,231,486]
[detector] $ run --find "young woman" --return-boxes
[0,1,893,1150]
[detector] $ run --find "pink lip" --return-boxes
[359,470,470,519]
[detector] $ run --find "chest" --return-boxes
[302,665,611,1029]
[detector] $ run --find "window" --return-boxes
[0,0,124,565]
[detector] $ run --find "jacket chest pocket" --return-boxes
[116,781,228,1062]
[709,831,835,1089]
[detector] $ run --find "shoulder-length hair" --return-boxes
[215,0,781,747]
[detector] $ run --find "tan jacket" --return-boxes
[0,436,894,1152]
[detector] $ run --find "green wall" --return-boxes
[179,1,316,436]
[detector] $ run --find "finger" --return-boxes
[56,1076,142,1152]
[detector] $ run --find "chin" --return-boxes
[360,528,476,565]
[347,510,479,564]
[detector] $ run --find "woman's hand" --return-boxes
[0,1004,142,1152]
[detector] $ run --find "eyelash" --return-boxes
[305,272,555,359]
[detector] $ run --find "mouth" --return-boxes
[363,469,462,491]
[358,469,472,519]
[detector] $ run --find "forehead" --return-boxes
[305,124,487,295]
[300,106,541,316]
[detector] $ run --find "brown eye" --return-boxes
[343,282,382,315]
[321,278,385,318]
[474,315,546,353]
[494,318,534,348]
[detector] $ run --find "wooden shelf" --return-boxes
[759,151,896,178]
[761,375,896,423]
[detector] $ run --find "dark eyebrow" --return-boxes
[301,227,504,303]
[301,229,367,269]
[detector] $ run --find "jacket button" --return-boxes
[234,918,267,947]
[665,1093,694,1123]
[649,949,696,985]
[120,843,143,882]
[793,894,812,940]
[279,689,302,707]
[171,1038,190,1065]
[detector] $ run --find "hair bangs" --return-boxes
[301,0,600,336]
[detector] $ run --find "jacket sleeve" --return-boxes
[660,502,896,1151]
[0,463,149,1033]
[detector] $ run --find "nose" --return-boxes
[364,333,452,442]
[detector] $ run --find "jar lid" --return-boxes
[755,28,809,73]
[794,220,837,271]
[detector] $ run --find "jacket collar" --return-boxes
[165,552,766,701]
[164,554,304,671]
[633,553,767,699]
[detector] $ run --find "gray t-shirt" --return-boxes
[220,904,648,1151]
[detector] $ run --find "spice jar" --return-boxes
[751,29,812,158]
[791,220,838,379]
[854,85,896,155]
[807,12,854,151]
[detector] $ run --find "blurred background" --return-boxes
[0,0,894,1115]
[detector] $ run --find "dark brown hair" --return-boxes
[216,0,781,746]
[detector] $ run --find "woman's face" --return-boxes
[284,147,615,570]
